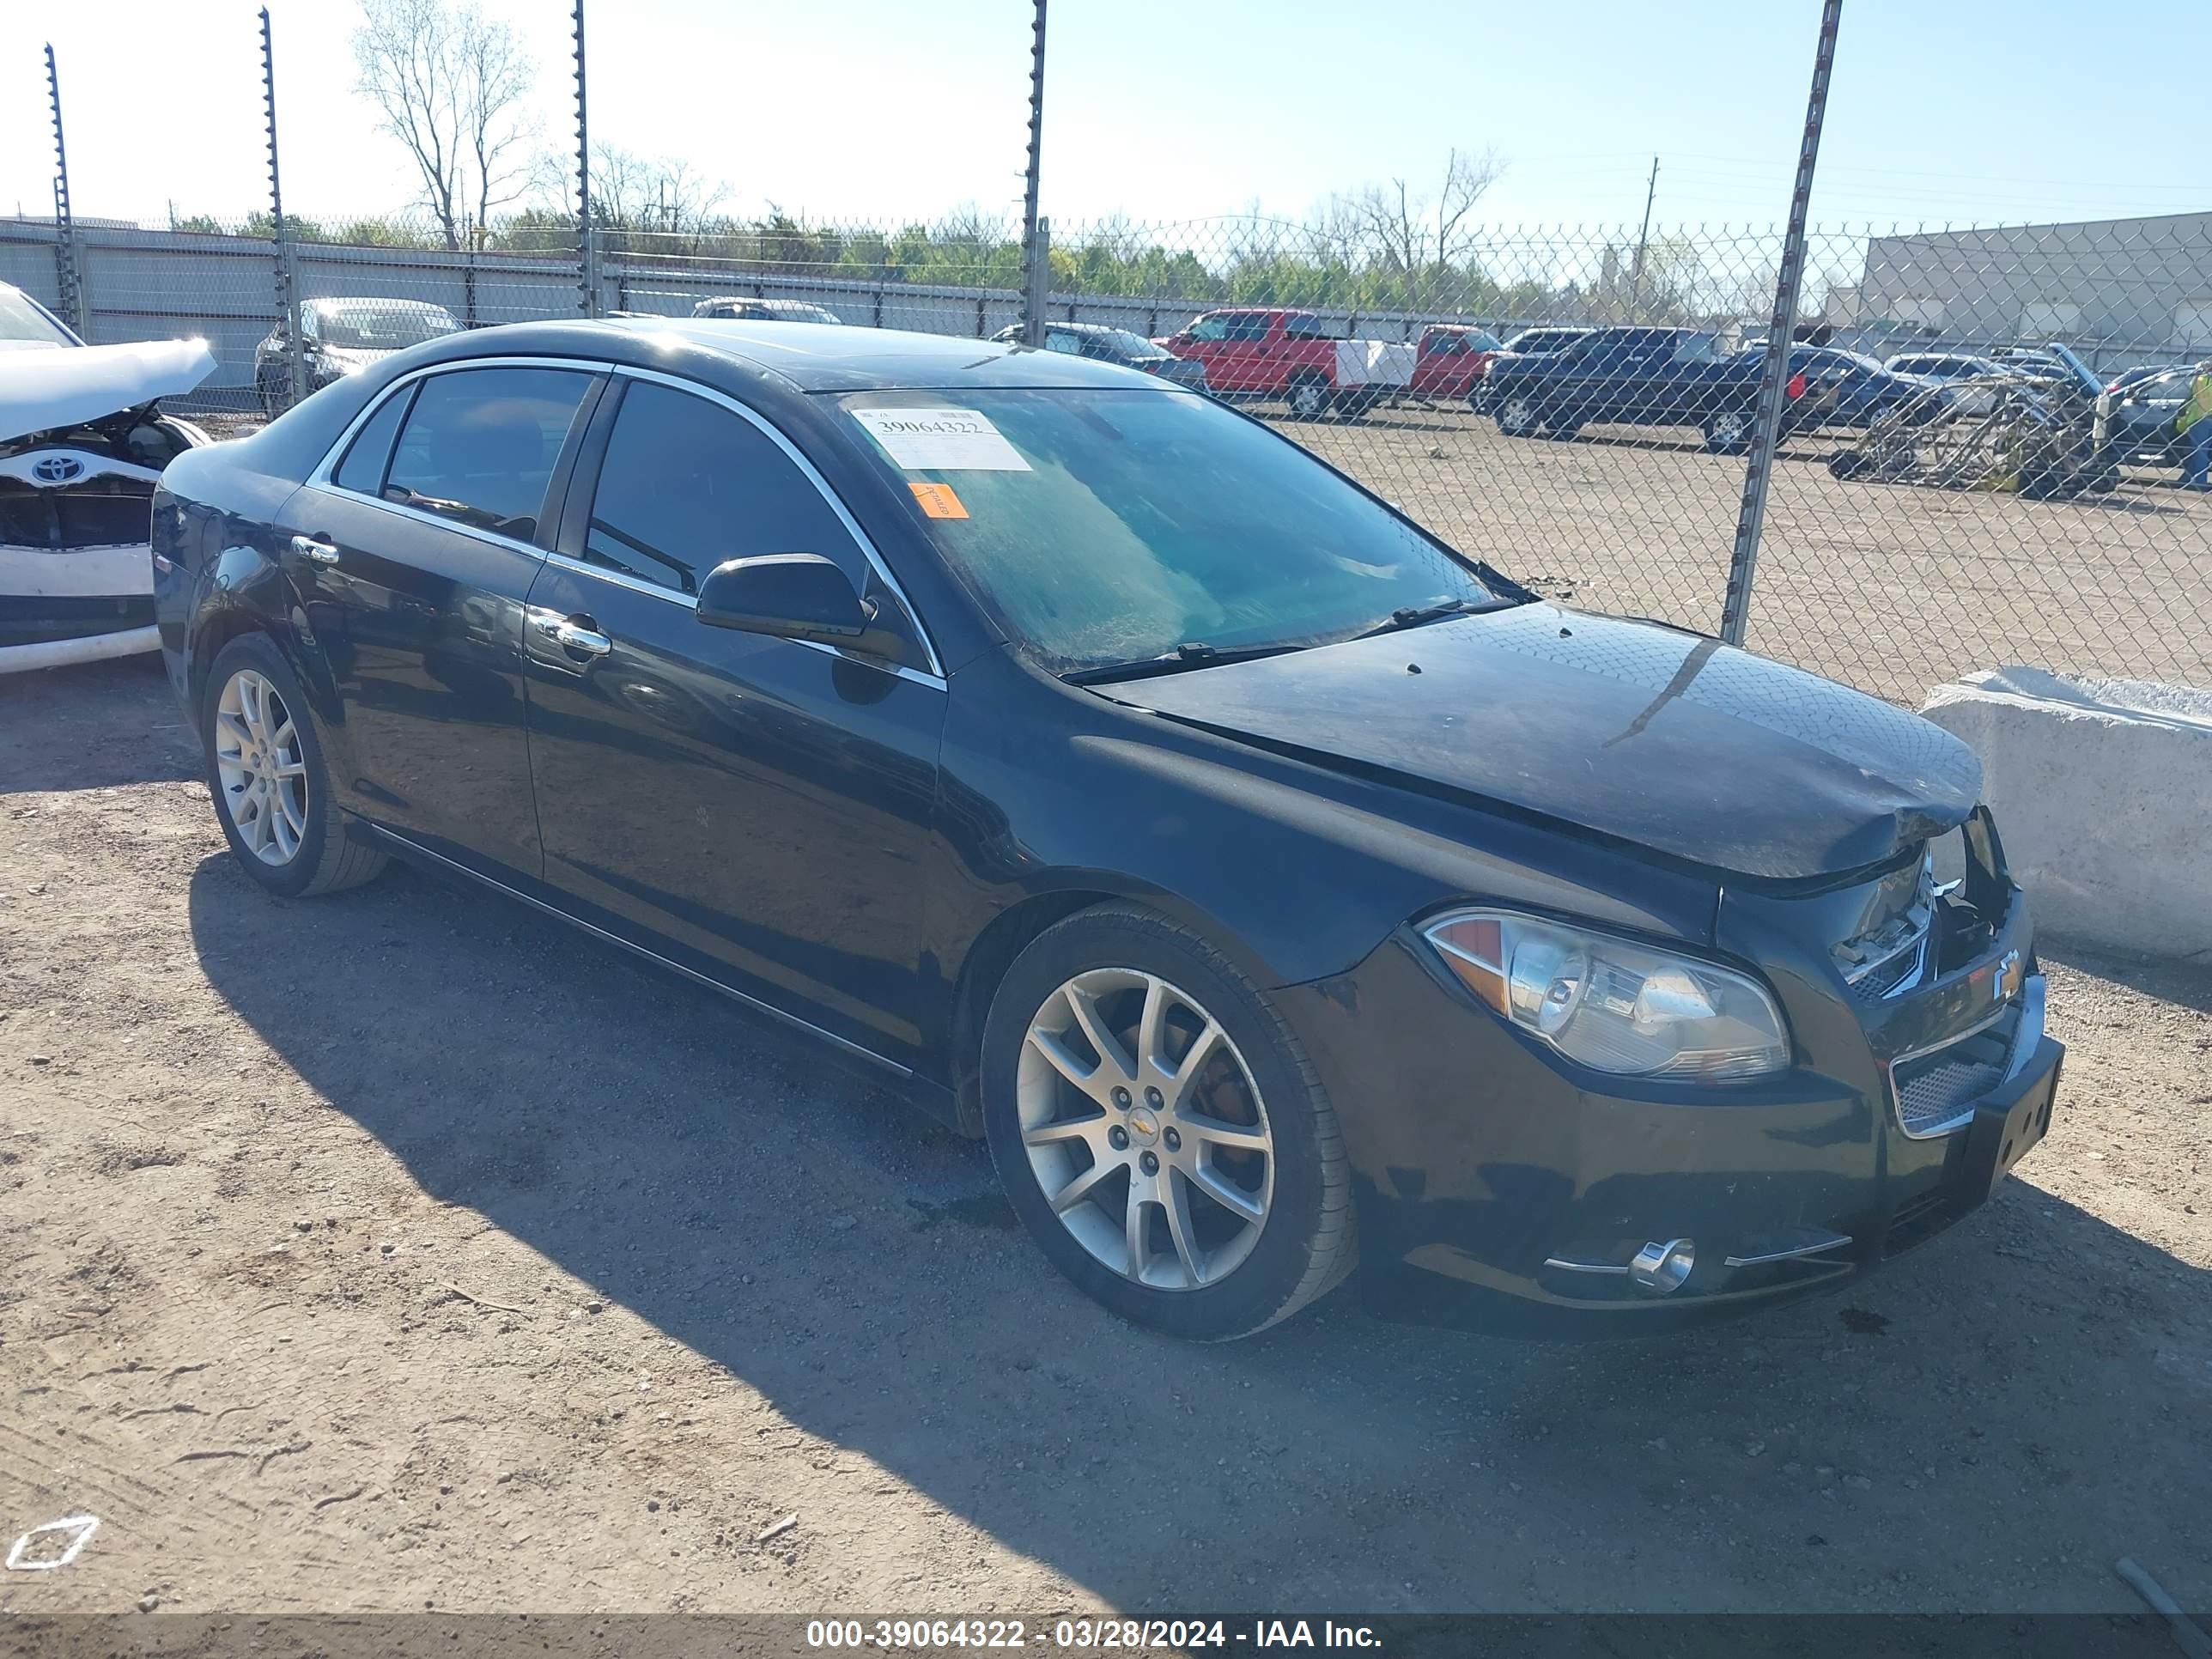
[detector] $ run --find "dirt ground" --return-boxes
[1284,407,2212,706]
[1,658,2207,1620]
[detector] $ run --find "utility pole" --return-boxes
[1628,155,1658,319]
[1720,0,1842,647]
[1018,0,1048,346]
[262,9,307,410]
[46,45,83,337]
[573,0,597,318]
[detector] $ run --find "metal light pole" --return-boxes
[574,0,597,318]
[46,45,83,337]
[1719,0,1842,647]
[1018,0,1048,345]
[262,9,307,411]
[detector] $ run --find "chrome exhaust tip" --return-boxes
[1629,1237,1695,1295]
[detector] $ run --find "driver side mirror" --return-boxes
[696,553,869,641]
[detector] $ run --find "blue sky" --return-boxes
[2,0,2205,234]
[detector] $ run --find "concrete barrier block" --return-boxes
[1920,668,2212,961]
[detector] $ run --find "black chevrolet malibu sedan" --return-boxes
[151,321,2061,1340]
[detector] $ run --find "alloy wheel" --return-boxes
[1017,968,1274,1291]
[1498,398,1536,434]
[213,668,308,866]
[1289,380,1329,419]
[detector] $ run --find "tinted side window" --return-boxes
[332,383,415,495]
[385,367,593,542]
[1187,316,1229,342]
[1224,314,1273,342]
[583,380,865,598]
[1282,314,1332,340]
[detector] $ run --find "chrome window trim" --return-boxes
[606,364,947,681]
[361,823,912,1078]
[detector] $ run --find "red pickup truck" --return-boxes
[1407,324,1506,403]
[1155,308,1413,420]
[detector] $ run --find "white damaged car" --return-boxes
[1,282,215,672]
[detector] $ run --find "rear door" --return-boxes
[520,373,947,1065]
[278,362,599,878]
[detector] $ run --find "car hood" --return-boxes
[0,337,216,445]
[1107,605,1982,881]
[317,343,400,374]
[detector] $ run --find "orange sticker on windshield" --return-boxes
[909,482,969,520]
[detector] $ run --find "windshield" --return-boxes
[0,287,76,348]
[316,304,458,349]
[1103,328,1168,360]
[838,388,1512,674]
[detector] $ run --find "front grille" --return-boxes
[0,476,156,551]
[1889,1007,2016,1137]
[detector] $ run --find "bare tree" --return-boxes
[589,144,728,234]
[1341,147,1505,274]
[353,0,537,251]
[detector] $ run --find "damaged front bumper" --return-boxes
[1277,815,2062,1337]
[1,451,164,672]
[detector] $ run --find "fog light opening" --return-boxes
[1629,1237,1695,1295]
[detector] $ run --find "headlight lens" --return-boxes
[1422,909,1790,1081]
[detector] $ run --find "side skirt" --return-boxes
[354,819,966,1133]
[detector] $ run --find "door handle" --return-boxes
[290,534,339,565]
[532,612,612,657]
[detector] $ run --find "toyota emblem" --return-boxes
[31,455,85,483]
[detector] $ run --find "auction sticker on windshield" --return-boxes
[851,405,1031,471]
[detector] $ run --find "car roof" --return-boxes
[309,296,451,312]
[397,318,1163,394]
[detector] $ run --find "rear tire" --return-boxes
[1285,376,1332,421]
[981,903,1355,1341]
[200,633,387,899]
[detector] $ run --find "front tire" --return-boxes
[981,904,1355,1340]
[1495,395,1540,437]
[200,634,387,898]
[1704,408,1753,453]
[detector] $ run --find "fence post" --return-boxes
[1018,0,1048,345]
[572,0,598,319]
[1720,0,1841,647]
[260,9,307,412]
[1024,218,1051,344]
[45,46,84,338]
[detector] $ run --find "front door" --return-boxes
[278,363,599,877]
[520,374,947,1066]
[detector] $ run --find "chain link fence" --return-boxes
[4,206,2208,702]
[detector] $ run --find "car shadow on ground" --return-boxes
[182,849,2212,1610]
[0,655,200,793]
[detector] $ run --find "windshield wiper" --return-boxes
[1062,641,1307,686]
[1351,595,1508,639]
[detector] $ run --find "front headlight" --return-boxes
[1422,909,1791,1081]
